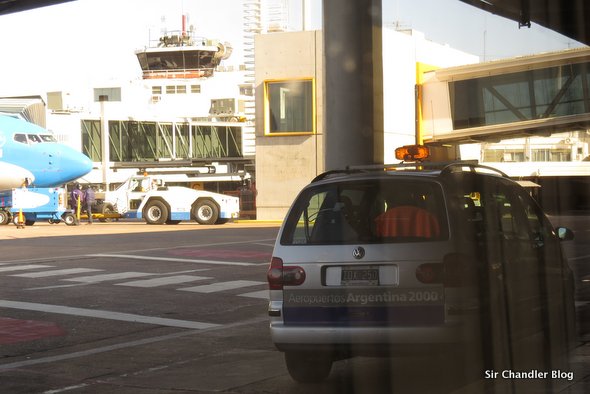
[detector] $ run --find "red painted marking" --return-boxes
[0,317,65,344]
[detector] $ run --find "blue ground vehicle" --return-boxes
[0,187,77,226]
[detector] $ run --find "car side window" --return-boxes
[458,178,529,251]
[494,189,530,242]
[515,189,550,248]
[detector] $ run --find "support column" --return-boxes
[99,98,110,190]
[323,0,383,170]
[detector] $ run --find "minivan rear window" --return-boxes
[281,179,449,245]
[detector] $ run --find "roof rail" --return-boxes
[311,168,365,183]
[440,162,509,178]
[311,160,490,183]
[311,162,436,183]
[347,161,479,172]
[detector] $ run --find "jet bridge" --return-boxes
[420,47,590,146]
[0,97,46,127]
[420,47,590,213]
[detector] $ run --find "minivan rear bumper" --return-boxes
[271,322,475,357]
[271,321,466,346]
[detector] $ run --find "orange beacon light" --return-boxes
[395,145,430,161]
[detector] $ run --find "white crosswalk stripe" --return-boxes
[179,280,266,293]
[116,275,212,288]
[0,264,53,272]
[1,265,268,298]
[87,254,257,266]
[62,272,156,283]
[11,268,103,278]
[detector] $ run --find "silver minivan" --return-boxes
[267,161,576,384]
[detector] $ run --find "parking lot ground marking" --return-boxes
[0,264,54,272]
[26,283,93,291]
[0,315,267,372]
[253,242,275,247]
[44,384,89,393]
[160,269,211,274]
[62,272,156,283]
[0,300,220,330]
[115,275,213,288]
[0,317,66,344]
[179,280,266,293]
[11,268,104,278]
[86,254,257,266]
[0,239,278,266]
[238,290,269,300]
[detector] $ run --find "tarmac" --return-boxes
[0,219,588,393]
[0,219,281,240]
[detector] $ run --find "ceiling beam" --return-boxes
[0,0,75,15]
[460,0,590,45]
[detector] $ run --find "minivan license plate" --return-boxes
[341,266,379,286]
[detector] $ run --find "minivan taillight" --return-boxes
[267,256,306,290]
[267,257,284,290]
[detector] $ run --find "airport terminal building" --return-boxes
[12,25,588,220]
[253,28,477,220]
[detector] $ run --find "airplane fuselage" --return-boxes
[0,115,92,189]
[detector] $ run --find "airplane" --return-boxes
[0,114,93,189]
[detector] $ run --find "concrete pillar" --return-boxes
[323,0,383,170]
[99,99,110,190]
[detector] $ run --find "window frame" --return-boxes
[263,77,316,136]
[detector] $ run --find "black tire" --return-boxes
[144,200,169,225]
[97,203,115,223]
[0,210,10,225]
[284,352,333,383]
[62,212,77,226]
[12,215,34,226]
[192,199,219,225]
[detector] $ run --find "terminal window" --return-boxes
[264,78,315,135]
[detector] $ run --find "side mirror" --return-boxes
[557,227,575,241]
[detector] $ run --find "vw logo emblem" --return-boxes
[352,247,365,260]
